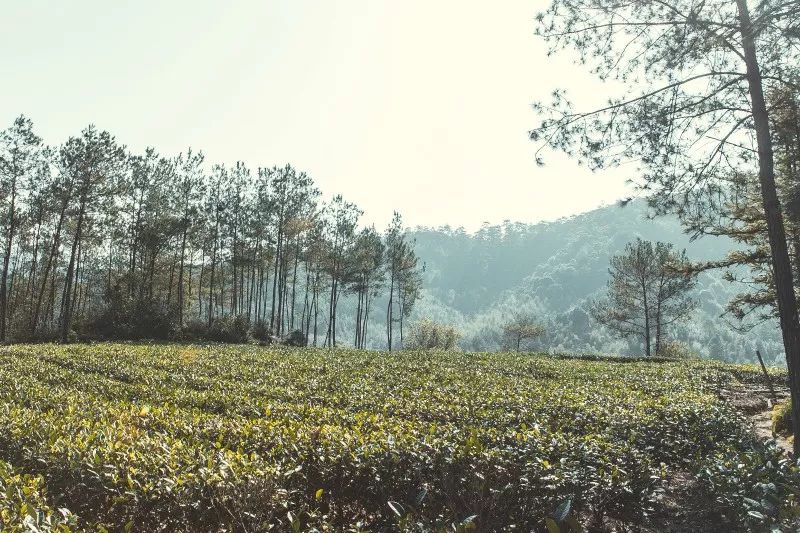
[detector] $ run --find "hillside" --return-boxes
[0,344,795,531]
[407,201,784,363]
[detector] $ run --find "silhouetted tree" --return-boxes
[351,226,385,349]
[323,195,361,347]
[405,319,460,351]
[174,149,206,329]
[692,89,800,331]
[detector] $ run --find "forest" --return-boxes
[0,117,422,348]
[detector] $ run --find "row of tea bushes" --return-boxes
[0,344,796,530]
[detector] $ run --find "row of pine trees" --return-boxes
[0,116,422,348]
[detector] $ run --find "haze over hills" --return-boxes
[403,200,784,364]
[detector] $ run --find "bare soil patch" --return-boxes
[721,383,793,455]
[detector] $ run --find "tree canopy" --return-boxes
[592,239,696,356]
[0,116,422,349]
[502,314,546,352]
[533,0,800,455]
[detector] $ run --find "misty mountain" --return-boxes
[405,200,784,364]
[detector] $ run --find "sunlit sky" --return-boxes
[0,1,634,231]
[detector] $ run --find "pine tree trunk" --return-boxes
[60,194,87,344]
[363,290,371,349]
[290,239,299,330]
[737,0,800,455]
[312,279,319,346]
[177,227,188,328]
[355,287,363,348]
[166,238,179,308]
[208,221,219,327]
[21,205,43,309]
[69,241,82,322]
[231,229,238,316]
[197,250,205,319]
[270,223,283,331]
[0,178,17,342]
[640,257,651,357]
[387,270,394,351]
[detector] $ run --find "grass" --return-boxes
[0,343,797,531]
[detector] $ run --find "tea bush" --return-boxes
[0,460,78,532]
[0,344,796,531]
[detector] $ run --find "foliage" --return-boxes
[657,340,700,360]
[179,318,210,342]
[206,315,251,343]
[0,460,77,532]
[250,320,273,343]
[530,0,798,216]
[405,319,461,351]
[531,0,800,457]
[0,343,794,530]
[177,315,251,343]
[591,239,696,356]
[690,89,800,330]
[282,329,307,347]
[0,117,422,350]
[699,442,800,529]
[772,401,793,437]
[502,313,545,351]
[385,212,423,351]
[407,202,786,362]
[90,285,175,340]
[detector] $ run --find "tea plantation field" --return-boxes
[0,344,798,532]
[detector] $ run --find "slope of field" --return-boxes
[0,344,797,532]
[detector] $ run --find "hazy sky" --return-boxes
[0,1,634,231]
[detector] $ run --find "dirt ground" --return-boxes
[721,383,793,455]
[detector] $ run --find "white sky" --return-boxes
[0,1,634,231]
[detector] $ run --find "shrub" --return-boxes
[772,400,792,437]
[282,329,307,347]
[179,316,251,343]
[0,460,78,531]
[5,307,36,343]
[698,441,800,530]
[405,319,461,350]
[0,344,796,531]
[657,340,699,360]
[502,313,545,351]
[89,286,175,340]
[207,315,250,343]
[251,321,274,343]
[180,318,209,341]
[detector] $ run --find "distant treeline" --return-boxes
[0,116,422,346]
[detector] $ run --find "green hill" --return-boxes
[407,201,783,363]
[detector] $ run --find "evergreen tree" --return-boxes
[592,239,696,356]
